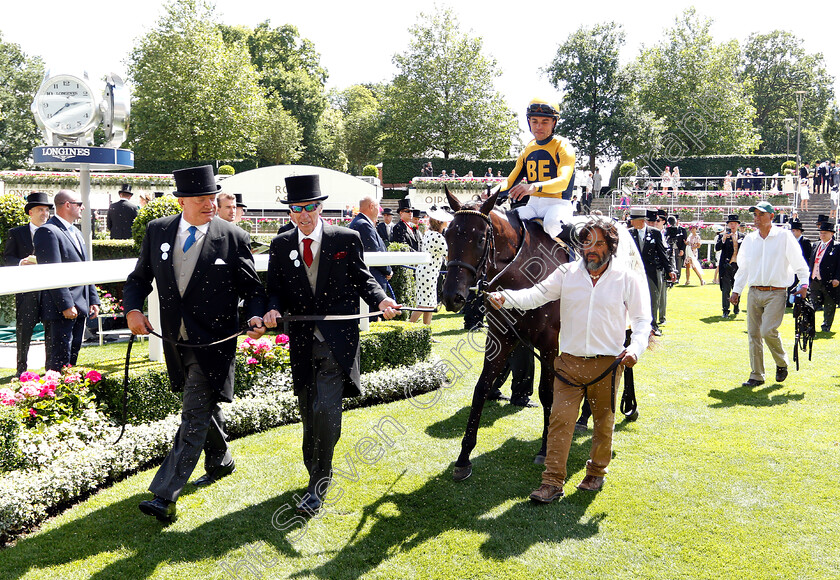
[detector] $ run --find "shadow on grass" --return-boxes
[699,315,740,324]
[708,382,805,408]
[292,437,602,580]
[425,402,527,439]
[0,487,309,579]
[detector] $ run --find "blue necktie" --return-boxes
[183,226,197,252]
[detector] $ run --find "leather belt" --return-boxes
[751,286,786,291]
[569,354,613,360]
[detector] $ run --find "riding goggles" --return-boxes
[527,103,558,116]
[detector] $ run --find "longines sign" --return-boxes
[33,146,134,170]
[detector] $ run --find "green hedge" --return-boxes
[644,155,790,178]
[0,406,21,472]
[386,242,417,319]
[130,159,259,175]
[383,157,516,184]
[91,322,432,424]
[91,239,137,260]
[0,193,27,259]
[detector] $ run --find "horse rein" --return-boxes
[446,209,496,282]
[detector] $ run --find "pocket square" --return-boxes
[213,258,227,265]
[333,251,348,260]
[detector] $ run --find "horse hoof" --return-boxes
[624,409,640,422]
[453,465,472,481]
[533,454,546,465]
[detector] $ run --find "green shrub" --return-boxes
[90,368,181,425]
[781,160,797,173]
[218,165,235,175]
[131,196,181,249]
[0,406,21,472]
[382,158,516,184]
[92,239,137,260]
[359,321,432,373]
[0,193,27,258]
[386,242,417,319]
[619,161,638,177]
[362,165,379,177]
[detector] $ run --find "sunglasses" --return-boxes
[289,203,320,213]
[527,103,557,115]
[67,201,83,206]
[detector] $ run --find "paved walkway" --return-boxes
[0,343,46,373]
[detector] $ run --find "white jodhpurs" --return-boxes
[515,197,573,238]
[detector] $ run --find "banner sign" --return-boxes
[33,146,134,170]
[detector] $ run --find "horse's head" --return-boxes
[442,187,499,312]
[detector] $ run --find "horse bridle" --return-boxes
[446,209,496,283]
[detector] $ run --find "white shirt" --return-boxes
[55,214,82,253]
[501,259,652,359]
[733,225,810,294]
[297,218,324,258]
[177,216,210,252]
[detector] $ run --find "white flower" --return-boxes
[160,243,171,252]
[294,260,300,268]
[289,250,298,260]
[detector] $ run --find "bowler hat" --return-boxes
[790,219,804,231]
[173,165,221,197]
[397,198,414,213]
[382,207,393,215]
[24,191,53,214]
[234,193,247,209]
[118,183,133,195]
[629,207,647,220]
[281,175,328,204]
[725,214,741,224]
[819,221,836,232]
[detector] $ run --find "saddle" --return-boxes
[506,211,576,259]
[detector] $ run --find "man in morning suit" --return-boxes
[106,183,138,239]
[789,219,812,302]
[715,214,745,319]
[809,221,840,332]
[390,198,419,250]
[348,196,392,294]
[124,165,267,523]
[4,192,52,376]
[33,190,100,371]
[263,175,399,515]
[629,207,675,336]
[376,207,394,245]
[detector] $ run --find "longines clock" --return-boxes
[31,72,103,146]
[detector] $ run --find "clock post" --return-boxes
[31,70,133,256]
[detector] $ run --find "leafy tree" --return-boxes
[333,85,385,174]
[256,96,303,165]
[740,31,834,155]
[821,104,840,160]
[0,33,44,169]
[127,0,266,160]
[308,106,348,172]
[545,23,633,171]
[385,7,518,160]
[630,8,759,169]
[239,21,328,166]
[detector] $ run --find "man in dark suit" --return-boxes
[809,221,840,332]
[106,183,138,239]
[124,165,267,523]
[264,175,399,515]
[4,192,52,376]
[391,198,419,250]
[376,208,394,245]
[666,216,687,284]
[33,190,100,371]
[348,196,392,294]
[789,219,812,302]
[629,207,675,335]
[715,214,744,319]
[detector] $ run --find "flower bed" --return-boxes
[411,176,505,191]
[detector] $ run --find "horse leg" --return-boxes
[453,326,515,481]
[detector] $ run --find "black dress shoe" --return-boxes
[722,312,729,319]
[741,378,765,387]
[139,496,177,523]
[509,398,537,408]
[485,389,510,402]
[775,366,788,383]
[296,493,323,516]
[192,461,236,487]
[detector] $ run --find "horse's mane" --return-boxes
[459,199,509,222]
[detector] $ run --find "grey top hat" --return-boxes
[628,207,647,220]
[24,191,53,213]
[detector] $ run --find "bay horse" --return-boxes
[441,187,572,481]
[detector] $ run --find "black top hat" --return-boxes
[234,193,247,208]
[24,191,53,213]
[656,208,668,218]
[155,191,165,198]
[118,183,133,195]
[382,207,393,215]
[397,198,414,213]
[816,214,830,224]
[628,207,647,220]
[412,209,422,218]
[281,175,328,204]
[725,214,741,224]
[819,221,836,232]
[790,219,804,231]
[173,165,221,197]
[646,209,659,221]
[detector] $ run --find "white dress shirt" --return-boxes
[177,217,210,252]
[733,225,810,294]
[55,215,82,253]
[501,258,652,359]
[297,217,324,260]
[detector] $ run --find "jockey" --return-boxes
[500,97,576,240]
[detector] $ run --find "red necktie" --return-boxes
[303,238,313,268]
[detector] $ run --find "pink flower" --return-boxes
[19,371,39,382]
[64,373,81,384]
[246,357,258,365]
[44,370,61,381]
[29,408,36,417]
[275,334,289,345]
[85,370,102,383]
[0,388,16,406]
[42,378,59,389]
[39,384,56,398]
[20,383,40,398]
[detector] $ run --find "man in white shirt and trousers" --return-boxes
[731,201,810,387]
[488,217,651,502]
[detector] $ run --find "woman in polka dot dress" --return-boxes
[410,207,453,325]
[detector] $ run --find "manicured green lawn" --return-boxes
[2,273,839,579]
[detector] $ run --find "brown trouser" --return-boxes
[542,353,624,488]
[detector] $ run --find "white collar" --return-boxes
[178,216,210,235]
[297,218,324,245]
[55,215,75,230]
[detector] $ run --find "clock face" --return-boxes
[35,75,97,136]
